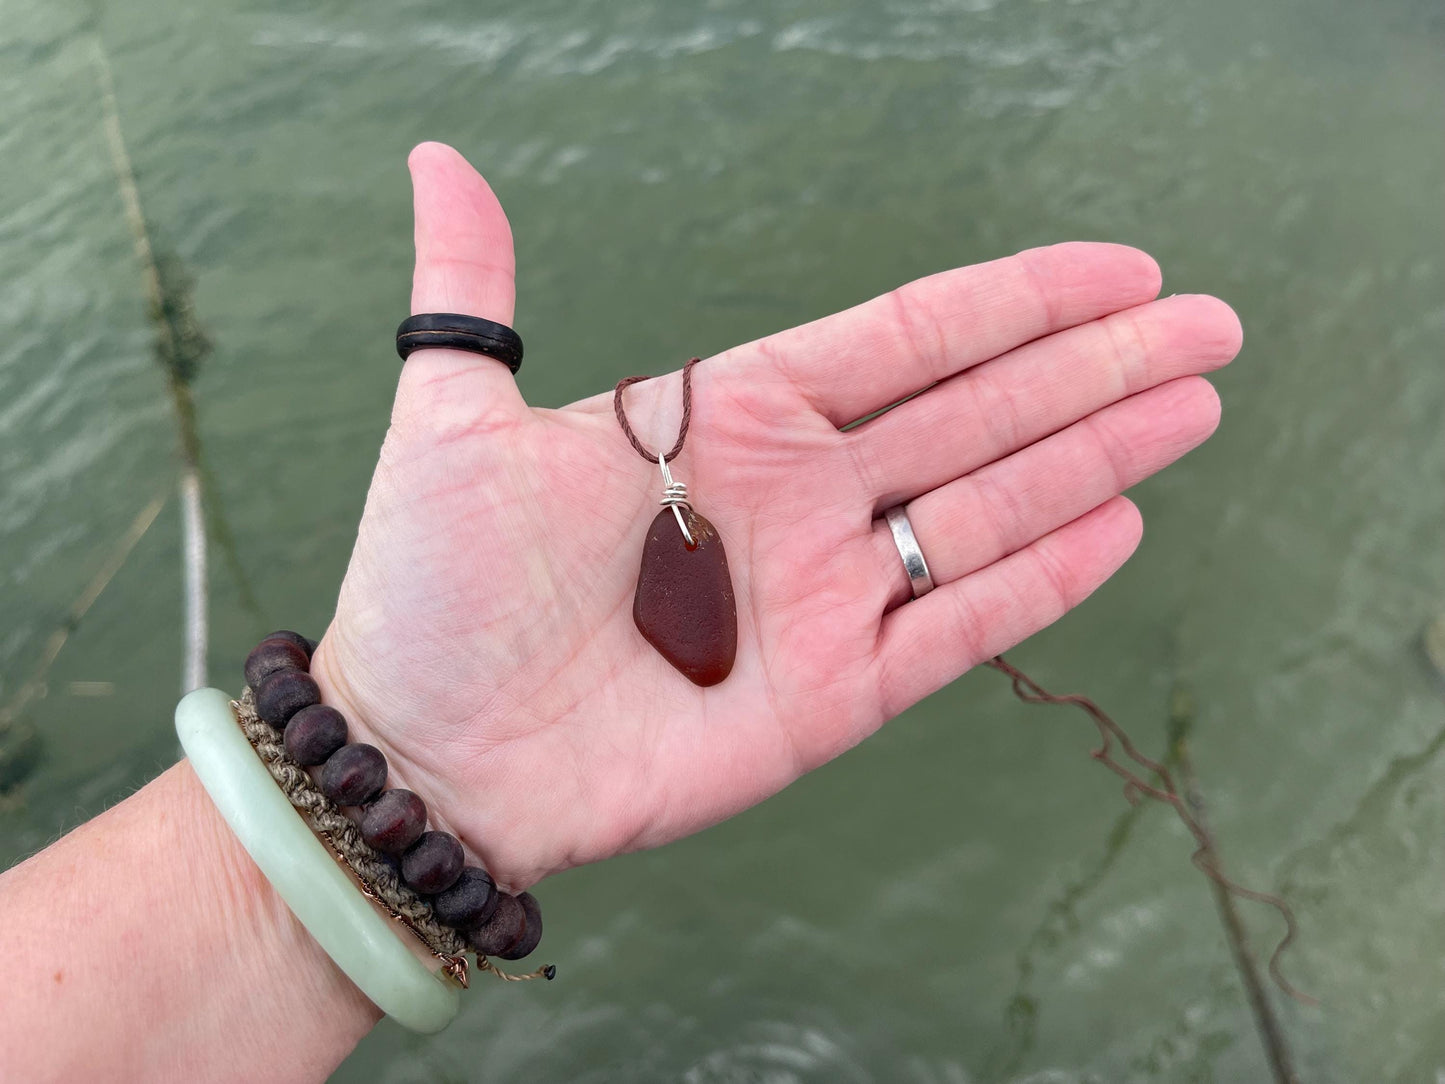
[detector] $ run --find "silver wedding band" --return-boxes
[884,504,934,598]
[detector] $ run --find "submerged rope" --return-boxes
[986,655,1314,1009]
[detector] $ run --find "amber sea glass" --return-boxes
[633,508,737,686]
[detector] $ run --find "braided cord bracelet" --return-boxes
[235,688,468,962]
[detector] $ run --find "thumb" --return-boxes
[396,141,527,422]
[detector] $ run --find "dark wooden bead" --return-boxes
[497,892,543,960]
[318,743,387,806]
[255,670,321,728]
[466,893,526,956]
[245,638,309,691]
[400,831,464,894]
[431,866,498,929]
[633,508,737,686]
[283,704,348,766]
[360,789,428,855]
[264,629,314,659]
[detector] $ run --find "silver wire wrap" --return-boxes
[658,453,694,545]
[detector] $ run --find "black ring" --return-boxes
[395,313,524,373]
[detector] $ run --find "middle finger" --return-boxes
[841,293,1242,509]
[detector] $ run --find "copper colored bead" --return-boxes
[244,637,309,691]
[360,789,428,855]
[431,866,499,929]
[400,831,464,894]
[284,704,349,766]
[497,892,543,960]
[255,670,321,729]
[318,743,387,806]
[466,893,526,956]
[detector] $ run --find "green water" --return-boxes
[2,0,1441,1080]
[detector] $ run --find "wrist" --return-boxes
[305,633,453,832]
[170,758,383,1044]
[0,759,378,1082]
[307,631,533,892]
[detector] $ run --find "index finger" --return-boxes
[728,242,1162,427]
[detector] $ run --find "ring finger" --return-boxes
[870,375,1221,609]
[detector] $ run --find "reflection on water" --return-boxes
[1,0,1440,1079]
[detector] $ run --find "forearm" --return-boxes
[0,759,378,1083]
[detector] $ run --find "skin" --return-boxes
[0,142,1239,1081]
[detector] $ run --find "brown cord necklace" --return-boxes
[614,359,737,686]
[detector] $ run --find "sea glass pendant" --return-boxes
[633,455,736,686]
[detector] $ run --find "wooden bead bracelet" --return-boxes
[243,631,552,982]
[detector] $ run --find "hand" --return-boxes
[311,142,1239,891]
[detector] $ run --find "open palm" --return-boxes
[311,143,1240,891]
